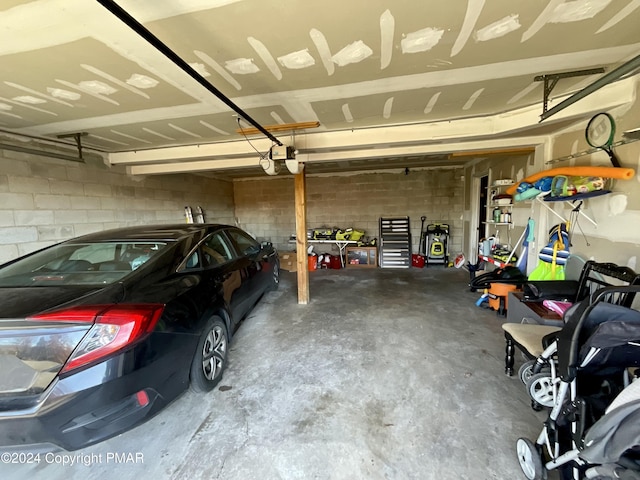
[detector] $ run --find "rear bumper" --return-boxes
[0,386,163,452]
[0,332,196,451]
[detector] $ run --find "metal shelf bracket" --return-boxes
[534,68,605,117]
[57,132,88,161]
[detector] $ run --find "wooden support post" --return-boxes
[294,170,309,304]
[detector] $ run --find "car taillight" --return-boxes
[30,304,165,373]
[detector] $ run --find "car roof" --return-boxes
[67,224,231,243]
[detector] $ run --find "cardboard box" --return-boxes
[278,251,298,272]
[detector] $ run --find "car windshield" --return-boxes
[0,241,168,287]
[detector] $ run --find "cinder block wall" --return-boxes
[233,168,465,258]
[0,149,235,264]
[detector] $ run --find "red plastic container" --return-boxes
[320,254,332,268]
[308,255,317,271]
[329,255,342,269]
[412,254,425,268]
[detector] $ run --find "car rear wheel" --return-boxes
[269,261,280,291]
[190,317,228,392]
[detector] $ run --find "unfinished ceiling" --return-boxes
[1,0,640,177]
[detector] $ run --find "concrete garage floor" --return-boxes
[3,267,547,480]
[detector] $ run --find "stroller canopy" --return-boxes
[557,300,640,380]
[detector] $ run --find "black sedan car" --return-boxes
[0,224,279,451]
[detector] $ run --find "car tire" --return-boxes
[189,317,228,393]
[269,261,280,291]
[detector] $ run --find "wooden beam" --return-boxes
[294,170,309,305]
[236,121,320,135]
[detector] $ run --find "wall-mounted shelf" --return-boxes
[486,180,514,230]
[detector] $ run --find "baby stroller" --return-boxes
[516,285,640,480]
[504,261,640,410]
[521,379,640,480]
[579,379,640,479]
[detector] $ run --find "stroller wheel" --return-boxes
[518,360,536,384]
[526,373,555,408]
[519,361,550,384]
[516,438,547,480]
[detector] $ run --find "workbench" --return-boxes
[289,239,358,268]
